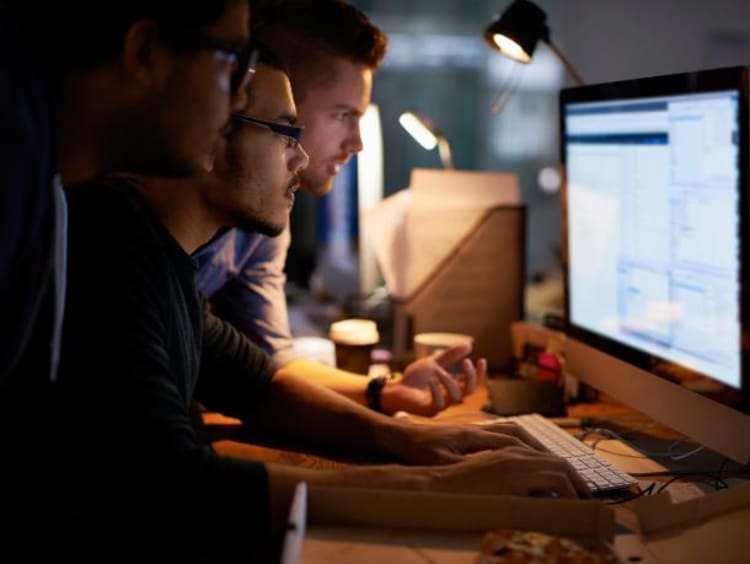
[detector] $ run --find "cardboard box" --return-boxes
[362,168,525,370]
[293,486,616,563]
[391,204,525,371]
[616,481,750,564]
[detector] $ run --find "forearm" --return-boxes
[253,368,411,456]
[281,358,371,403]
[280,358,409,415]
[266,444,594,532]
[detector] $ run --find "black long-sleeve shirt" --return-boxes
[7,176,278,561]
[0,2,58,391]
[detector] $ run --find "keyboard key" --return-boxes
[491,413,638,494]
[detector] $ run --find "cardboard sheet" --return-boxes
[628,481,750,563]
[297,486,615,563]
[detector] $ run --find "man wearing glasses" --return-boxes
[38,41,588,560]
[193,0,483,418]
[1,0,256,397]
[1,0,257,556]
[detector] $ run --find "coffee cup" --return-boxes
[329,318,379,375]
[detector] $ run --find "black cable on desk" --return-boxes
[605,482,656,505]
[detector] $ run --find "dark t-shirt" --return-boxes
[7,176,277,560]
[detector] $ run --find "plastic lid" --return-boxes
[329,318,379,346]
[413,332,474,347]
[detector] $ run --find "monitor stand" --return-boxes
[484,377,567,417]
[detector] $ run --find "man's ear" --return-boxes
[120,20,172,89]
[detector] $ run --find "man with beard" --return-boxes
[194,0,480,418]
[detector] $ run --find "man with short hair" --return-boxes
[0,0,255,395]
[1,0,255,556]
[36,46,588,561]
[194,0,478,417]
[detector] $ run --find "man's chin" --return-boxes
[301,175,333,197]
[236,218,286,238]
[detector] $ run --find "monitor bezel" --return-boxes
[559,65,750,410]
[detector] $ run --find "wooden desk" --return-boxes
[207,378,750,563]
[207,378,678,474]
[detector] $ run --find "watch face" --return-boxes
[366,375,388,412]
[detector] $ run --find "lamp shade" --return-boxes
[398,111,454,169]
[483,0,550,64]
[399,111,438,150]
[483,0,584,86]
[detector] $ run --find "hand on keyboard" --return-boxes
[475,420,549,453]
[433,446,593,499]
[476,414,638,494]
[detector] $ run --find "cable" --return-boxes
[653,472,726,495]
[668,441,705,461]
[606,482,655,505]
[577,427,706,461]
[714,458,731,490]
[606,463,741,503]
[490,63,523,114]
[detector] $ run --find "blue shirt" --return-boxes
[193,226,302,369]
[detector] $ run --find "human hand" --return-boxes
[383,343,484,416]
[380,419,547,466]
[430,446,592,499]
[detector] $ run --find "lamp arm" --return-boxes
[437,137,455,169]
[544,39,585,86]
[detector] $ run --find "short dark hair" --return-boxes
[254,41,288,74]
[252,0,387,70]
[245,42,289,108]
[49,1,235,70]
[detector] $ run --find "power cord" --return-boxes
[576,426,705,461]
[605,482,656,505]
[490,63,523,114]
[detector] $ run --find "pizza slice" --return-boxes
[477,528,619,563]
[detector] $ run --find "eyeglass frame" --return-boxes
[164,33,258,94]
[231,112,305,149]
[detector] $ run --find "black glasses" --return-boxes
[167,34,258,94]
[231,113,304,149]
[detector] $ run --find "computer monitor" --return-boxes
[559,65,750,465]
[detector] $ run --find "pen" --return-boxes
[280,481,308,564]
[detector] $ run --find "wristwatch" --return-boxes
[365,375,388,412]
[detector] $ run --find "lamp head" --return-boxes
[398,111,454,169]
[399,111,440,150]
[483,0,550,64]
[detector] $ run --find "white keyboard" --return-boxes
[490,413,638,494]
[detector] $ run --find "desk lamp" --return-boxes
[483,0,584,86]
[398,111,455,169]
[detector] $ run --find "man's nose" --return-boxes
[292,144,310,172]
[343,123,363,154]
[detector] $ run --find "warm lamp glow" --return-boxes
[492,33,531,63]
[483,0,584,86]
[398,112,438,150]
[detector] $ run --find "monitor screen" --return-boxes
[560,66,750,463]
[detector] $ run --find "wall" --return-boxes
[559,0,750,85]
[298,1,750,293]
